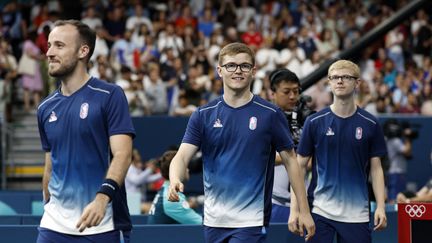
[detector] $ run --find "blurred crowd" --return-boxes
[0,0,432,119]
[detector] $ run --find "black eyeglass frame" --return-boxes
[220,63,254,72]
[328,75,359,82]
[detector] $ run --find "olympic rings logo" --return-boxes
[405,205,426,218]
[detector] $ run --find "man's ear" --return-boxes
[216,65,222,78]
[355,79,362,90]
[78,45,90,59]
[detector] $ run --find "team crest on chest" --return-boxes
[249,116,257,130]
[80,103,89,119]
[355,127,363,140]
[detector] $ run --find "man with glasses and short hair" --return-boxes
[168,42,315,243]
[290,59,387,243]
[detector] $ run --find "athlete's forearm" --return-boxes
[281,150,310,213]
[371,157,386,209]
[169,156,188,183]
[106,134,133,185]
[169,143,197,183]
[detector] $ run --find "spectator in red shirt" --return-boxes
[36,25,51,54]
[241,20,263,49]
[175,4,197,36]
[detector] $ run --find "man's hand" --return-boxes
[288,210,300,235]
[168,180,184,202]
[297,212,315,241]
[373,207,387,231]
[396,193,408,203]
[76,194,109,232]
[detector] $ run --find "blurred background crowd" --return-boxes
[0,0,431,121]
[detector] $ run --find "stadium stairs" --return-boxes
[4,109,44,189]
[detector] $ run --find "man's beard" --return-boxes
[49,59,78,78]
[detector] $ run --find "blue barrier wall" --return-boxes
[132,116,189,161]
[0,191,42,214]
[0,212,398,243]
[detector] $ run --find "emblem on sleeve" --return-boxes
[80,103,89,119]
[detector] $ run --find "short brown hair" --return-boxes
[218,42,255,66]
[159,150,177,180]
[53,20,96,62]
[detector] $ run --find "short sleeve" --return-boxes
[181,110,202,147]
[37,109,51,151]
[369,123,387,158]
[106,86,136,138]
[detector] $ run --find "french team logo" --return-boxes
[249,116,257,130]
[355,127,363,140]
[48,111,57,123]
[80,103,89,119]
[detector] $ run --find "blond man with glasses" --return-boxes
[290,60,387,243]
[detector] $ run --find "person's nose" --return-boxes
[46,46,54,58]
[336,78,344,84]
[234,66,242,74]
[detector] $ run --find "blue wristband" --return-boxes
[97,179,119,202]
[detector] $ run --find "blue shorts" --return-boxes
[308,213,371,243]
[270,203,290,223]
[204,226,267,243]
[37,227,130,243]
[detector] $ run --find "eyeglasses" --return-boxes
[328,75,359,82]
[221,63,254,72]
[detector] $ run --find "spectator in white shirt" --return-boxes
[126,4,153,33]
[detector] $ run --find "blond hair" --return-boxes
[328,60,360,78]
[218,42,255,66]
